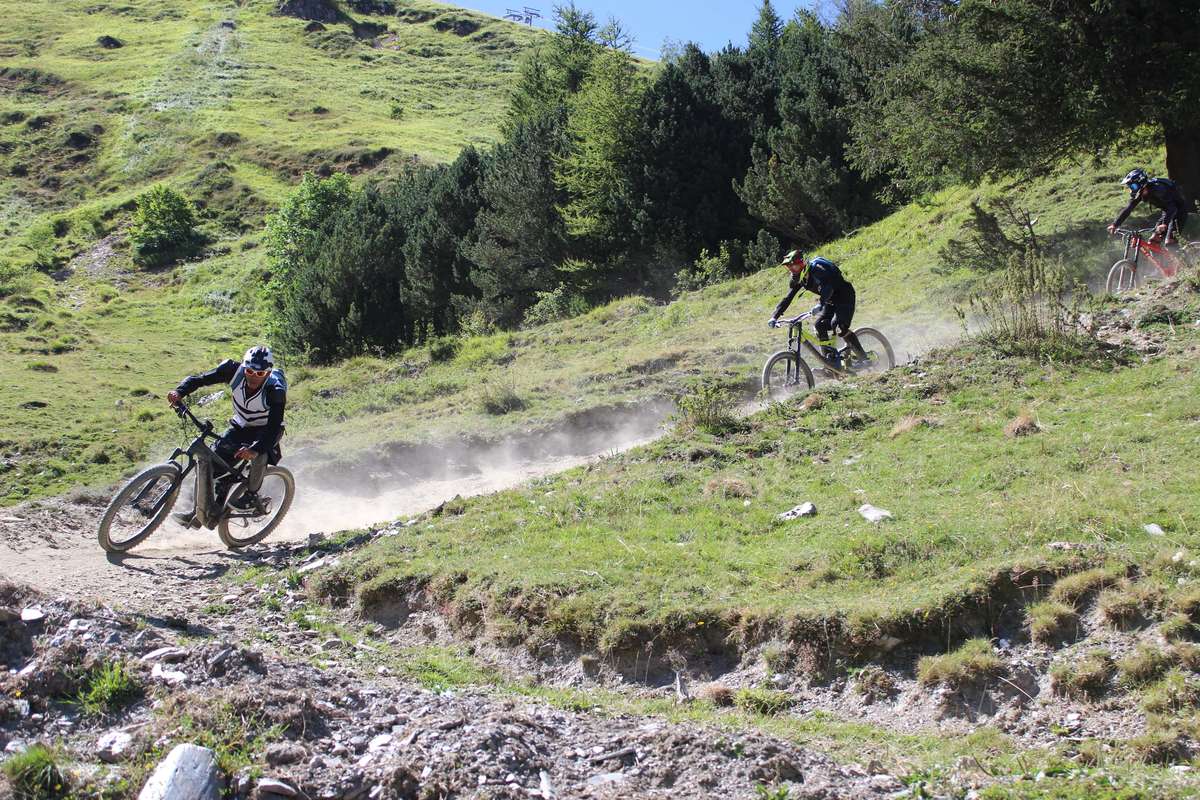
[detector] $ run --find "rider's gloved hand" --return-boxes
[1106,224,1117,235]
[1156,223,1168,236]
[234,447,259,461]
[167,390,181,406]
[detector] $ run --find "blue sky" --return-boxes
[457,1,816,59]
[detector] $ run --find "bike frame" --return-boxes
[171,402,250,529]
[1118,226,1186,280]
[777,312,856,375]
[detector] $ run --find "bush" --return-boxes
[916,638,1003,687]
[673,241,741,295]
[427,335,460,362]
[674,379,737,433]
[521,284,589,328]
[2,744,69,799]
[76,659,141,715]
[130,185,202,267]
[479,373,525,415]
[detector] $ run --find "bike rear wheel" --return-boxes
[761,350,815,401]
[218,466,295,549]
[1106,259,1138,294]
[848,328,894,375]
[97,464,182,553]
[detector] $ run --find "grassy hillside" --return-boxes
[0,0,542,501]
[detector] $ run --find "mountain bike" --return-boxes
[97,401,295,552]
[761,310,895,400]
[1106,226,1197,293]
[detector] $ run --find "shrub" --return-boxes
[522,284,589,328]
[2,744,70,799]
[1049,568,1121,607]
[130,185,202,267]
[675,379,737,434]
[673,241,741,295]
[479,374,524,415]
[916,638,1003,687]
[1118,645,1172,688]
[427,335,460,362]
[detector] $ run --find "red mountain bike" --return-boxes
[1106,227,1196,293]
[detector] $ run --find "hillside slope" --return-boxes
[0,0,541,502]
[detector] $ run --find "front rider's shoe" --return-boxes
[171,510,201,529]
[231,491,260,512]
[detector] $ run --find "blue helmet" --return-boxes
[1121,168,1148,196]
[243,345,274,371]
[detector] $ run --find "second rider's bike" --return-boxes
[97,401,295,553]
[761,310,895,400]
[1107,226,1197,294]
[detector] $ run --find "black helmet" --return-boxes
[243,345,274,371]
[1121,168,1148,195]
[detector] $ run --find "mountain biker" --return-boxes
[769,250,866,369]
[165,346,287,527]
[1107,168,1189,244]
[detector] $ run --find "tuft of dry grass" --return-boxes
[1117,644,1173,688]
[703,477,754,499]
[798,393,825,411]
[1004,412,1040,437]
[853,665,897,702]
[1097,581,1162,630]
[889,415,939,438]
[696,683,734,707]
[1171,586,1200,623]
[1140,669,1200,715]
[1049,568,1122,607]
[1050,649,1114,700]
[1160,614,1199,643]
[1027,600,1078,646]
[916,638,1004,688]
[733,687,794,716]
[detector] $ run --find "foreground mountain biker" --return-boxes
[166,346,287,528]
[1107,168,1190,244]
[769,250,866,370]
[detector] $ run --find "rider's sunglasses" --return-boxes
[244,367,270,378]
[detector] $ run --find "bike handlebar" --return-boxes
[173,401,214,437]
[1115,227,1159,238]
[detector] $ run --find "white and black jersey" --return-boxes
[175,359,287,454]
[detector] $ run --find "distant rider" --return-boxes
[166,346,287,527]
[769,250,866,369]
[1107,168,1189,244]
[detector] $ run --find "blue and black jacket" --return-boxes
[1113,177,1188,230]
[773,257,854,319]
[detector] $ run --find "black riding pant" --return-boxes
[814,289,856,342]
[214,424,282,493]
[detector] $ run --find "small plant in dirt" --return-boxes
[1127,717,1191,765]
[704,476,754,500]
[754,785,791,800]
[697,683,734,707]
[130,185,203,267]
[1170,585,1200,624]
[1050,649,1114,700]
[1160,613,1200,643]
[76,659,142,716]
[1048,567,1122,607]
[1027,600,1078,646]
[674,379,738,434]
[427,335,460,362]
[2,744,70,799]
[1097,581,1162,630]
[734,687,793,716]
[1117,644,1172,688]
[851,665,897,702]
[916,638,1004,688]
[479,374,525,415]
[1171,643,1200,671]
[1140,669,1200,715]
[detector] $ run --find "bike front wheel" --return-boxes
[97,463,183,553]
[1106,259,1138,294]
[761,350,815,401]
[848,328,895,375]
[218,466,296,549]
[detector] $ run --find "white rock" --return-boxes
[151,663,187,686]
[858,504,893,524]
[137,743,220,800]
[141,647,188,664]
[5,740,28,754]
[97,730,135,763]
[777,502,817,521]
[368,733,392,751]
[539,770,555,799]
[1145,523,1166,536]
[20,607,45,623]
[585,772,627,787]
[256,778,299,798]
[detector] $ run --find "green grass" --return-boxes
[75,659,142,716]
[313,319,1200,655]
[1,744,70,800]
[916,638,1004,688]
